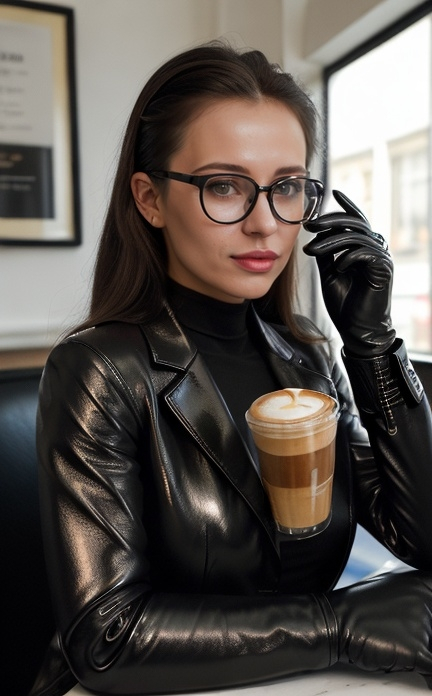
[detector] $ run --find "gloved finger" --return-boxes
[304,188,370,232]
[332,247,393,289]
[313,248,392,291]
[304,216,387,250]
[304,190,387,249]
[335,246,393,273]
[304,213,371,236]
[332,190,370,225]
[303,229,389,257]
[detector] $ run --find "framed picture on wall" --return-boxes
[0,1,81,245]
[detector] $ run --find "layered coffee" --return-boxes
[246,388,339,537]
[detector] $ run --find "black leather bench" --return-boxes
[0,368,55,696]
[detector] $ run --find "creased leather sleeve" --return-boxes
[37,339,336,695]
[331,343,432,569]
[66,590,337,694]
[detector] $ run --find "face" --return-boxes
[132,98,308,303]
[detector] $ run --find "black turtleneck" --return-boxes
[167,280,280,447]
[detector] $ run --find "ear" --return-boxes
[130,172,165,228]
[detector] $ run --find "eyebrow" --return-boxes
[192,163,309,177]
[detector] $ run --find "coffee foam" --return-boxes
[254,390,328,422]
[246,388,338,456]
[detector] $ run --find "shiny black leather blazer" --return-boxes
[33,305,432,695]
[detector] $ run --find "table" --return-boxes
[65,664,429,695]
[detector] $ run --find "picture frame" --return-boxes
[0,0,81,245]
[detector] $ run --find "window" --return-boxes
[325,3,432,353]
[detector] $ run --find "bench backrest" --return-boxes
[0,368,55,696]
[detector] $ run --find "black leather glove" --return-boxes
[303,190,396,358]
[318,569,432,687]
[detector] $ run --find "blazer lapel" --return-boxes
[166,357,277,539]
[141,307,278,548]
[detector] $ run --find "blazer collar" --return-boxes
[143,303,335,398]
[141,304,197,372]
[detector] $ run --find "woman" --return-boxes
[32,42,432,696]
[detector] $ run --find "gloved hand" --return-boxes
[303,190,396,358]
[322,569,432,687]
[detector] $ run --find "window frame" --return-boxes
[322,0,432,188]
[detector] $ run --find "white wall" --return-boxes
[0,0,427,350]
[0,0,286,349]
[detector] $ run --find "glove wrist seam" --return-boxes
[342,340,424,434]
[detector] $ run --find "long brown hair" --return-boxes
[76,41,321,339]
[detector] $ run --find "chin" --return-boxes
[239,280,276,301]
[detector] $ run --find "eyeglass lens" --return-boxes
[201,176,319,223]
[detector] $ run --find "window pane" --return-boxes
[327,14,431,353]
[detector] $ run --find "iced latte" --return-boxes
[246,388,339,538]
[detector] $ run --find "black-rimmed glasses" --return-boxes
[147,171,324,225]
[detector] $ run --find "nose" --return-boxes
[241,191,278,237]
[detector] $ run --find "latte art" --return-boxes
[253,389,329,422]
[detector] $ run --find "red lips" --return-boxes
[231,250,279,272]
